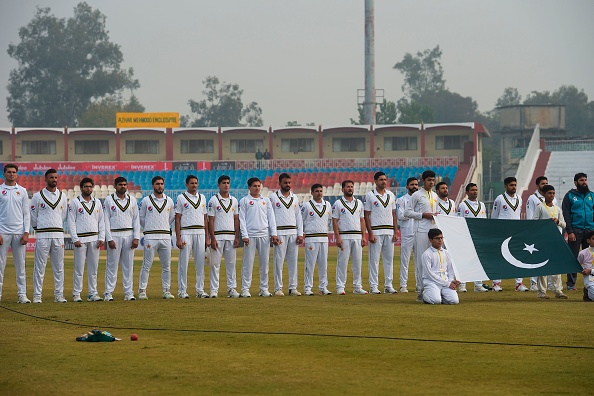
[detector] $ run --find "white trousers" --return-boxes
[336,239,363,290]
[304,241,328,291]
[33,238,65,298]
[241,236,270,292]
[72,241,101,296]
[210,238,237,292]
[368,234,394,289]
[531,275,553,287]
[585,275,594,300]
[105,235,136,296]
[139,239,171,292]
[273,234,299,291]
[423,281,459,304]
[399,233,414,289]
[413,231,431,293]
[0,233,28,297]
[177,234,206,294]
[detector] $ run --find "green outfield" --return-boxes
[0,248,592,395]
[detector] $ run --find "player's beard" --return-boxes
[577,184,590,193]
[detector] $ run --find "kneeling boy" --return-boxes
[421,228,460,304]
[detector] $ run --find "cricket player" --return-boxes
[301,183,332,296]
[68,177,105,302]
[422,228,460,305]
[103,176,140,301]
[396,177,418,293]
[364,171,397,294]
[31,169,68,303]
[333,180,368,295]
[269,173,304,296]
[138,176,176,300]
[208,175,240,298]
[0,164,30,303]
[239,177,278,297]
[175,175,210,298]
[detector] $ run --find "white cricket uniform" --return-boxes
[396,193,414,289]
[491,192,524,285]
[239,194,277,293]
[138,194,175,293]
[103,193,140,298]
[175,192,208,294]
[577,248,594,301]
[364,189,396,290]
[0,183,30,299]
[404,188,439,295]
[68,195,105,297]
[526,191,557,287]
[31,188,68,299]
[457,199,488,288]
[333,197,365,291]
[422,246,459,305]
[533,204,565,294]
[270,190,303,292]
[207,193,239,292]
[301,199,332,292]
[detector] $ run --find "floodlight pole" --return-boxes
[364,0,376,125]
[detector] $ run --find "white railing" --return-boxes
[516,124,541,198]
[455,156,476,205]
[545,139,594,152]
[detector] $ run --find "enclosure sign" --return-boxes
[116,112,180,128]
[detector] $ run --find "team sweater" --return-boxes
[103,193,141,241]
[332,197,364,240]
[301,199,332,242]
[207,193,239,241]
[363,189,396,236]
[269,190,303,237]
[396,194,414,237]
[457,199,487,219]
[491,192,522,220]
[436,197,456,217]
[139,194,175,240]
[238,194,277,239]
[175,192,207,235]
[0,183,30,235]
[68,195,105,243]
[30,188,68,239]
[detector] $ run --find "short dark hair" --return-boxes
[504,176,517,185]
[45,168,57,177]
[435,181,447,190]
[80,177,94,188]
[151,176,164,185]
[541,184,555,193]
[406,177,418,186]
[574,172,587,182]
[114,176,127,185]
[341,180,354,188]
[535,176,548,185]
[247,177,261,187]
[428,228,443,240]
[3,163,18,173]
[279,173,291,183]
[465,183,477,192]
[218,175,230,184]
[422,170,436,180]
[374,171,386,181]
[586,230,594,240]
[185,175,198,184]
[311,183,323,193]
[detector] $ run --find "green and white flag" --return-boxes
[434,216,582,282]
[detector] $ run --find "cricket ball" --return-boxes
[130,333,138,341]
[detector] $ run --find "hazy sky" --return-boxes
[0,0,592,128]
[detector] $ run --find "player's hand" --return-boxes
[336,237,343,249]
[582,268,592,275]
[96,240,104,249]
[131,239,139,249]
[361,237,368,247]
[108,240,117,250]
[243,238,250,246]
[233,238,240,248]
[271,236,280,245]
[20,233,29,245]
[0,235,3,245]
[176,238,185,249]
[296,236,304,245]
[211,238,218,251]
[74,241,82,248]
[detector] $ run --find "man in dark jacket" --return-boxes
[562,172,594,290]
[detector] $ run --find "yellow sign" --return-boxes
[116,112,180,128]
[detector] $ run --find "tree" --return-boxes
[396,99,434,124]
[393,45,445,101]
[495,87,522,108]
[6,2,139,127]
[79,94,145,127]
[351,99,398,125]
[185,76,263,127]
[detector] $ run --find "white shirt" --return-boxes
[491,192,522,220]
[68,195,105,243]
[103,193,141,241]
[301,199,332,242]
[332,197,364,240]
[404,188,439,233]
[364,189,396,236]
[526,190,558,220]
[533,203,565,233]
[269,190,303,237]
[238,194,277,239]
[396,194,414,237]
[175,192,207,235]
[139,194,175,240]
[422,246,455,288]
[207,193,238,241]
[30,188,68,239]
[457,199,487,219]
[0,183,30,235]
[436,197,456,217]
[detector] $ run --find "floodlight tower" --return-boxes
[363,0,376,125]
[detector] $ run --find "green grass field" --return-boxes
[0,248,592,395]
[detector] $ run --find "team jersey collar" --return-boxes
[77,194,96,215]
[276,190,294,208]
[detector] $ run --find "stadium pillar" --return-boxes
[369,125,375,158]
[217,127,223,160]
[165,128,173,161]
[420,123,426,157]
[268,126,273,158]
[116,129,121,161]
[11,128,16,162]
[318,125,324,159]
[64,128,69,161]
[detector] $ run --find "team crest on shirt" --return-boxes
[78,207,84,214]
[40,203,46,209]
[148,206,153,212]
[31,205,35,211]
[216,205,222,212]
[341,208,346,214]
[111,205,116,211]
[309,211,314,217]
[373,201,379,207]
[308,246,313,250]
[249,201,254,206]
[262,201,266,206]
[464,209,470,214]
[16,191,20,196]
[276,202,281,208]
[1,190,6,195]
[502,205,508,210]
[184,203,190,209]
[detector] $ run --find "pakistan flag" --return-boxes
[434,217,582,282]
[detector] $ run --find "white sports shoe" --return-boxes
[337,288,346,295]
[18,295,31,304]
[210,291,218,299]
[515,283,529,292]
[54,295,67,303]
[274,290,285,297]
[240,290,251,298]
[305,289,315,296]
[124,294,136,301]
[196,292,209,298]
[259,289,272,297]
[399,287,409,293]
[228,289,240,298]
[32,296,42,304]
[492,282,503,292]
[384,287,398,294]
[353,288,368,295]
[474,285,489,292]
[162,291,175,299]
[529,284,538,292]
[319,288,332,295]
[104,293,114,302]
[458,284,467,293]
[178,292,190,299]
[369,287,381,294]
[87,294,103,302]
[72,294,83,302]
[138,291,148,300]
[288,289,301,296]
